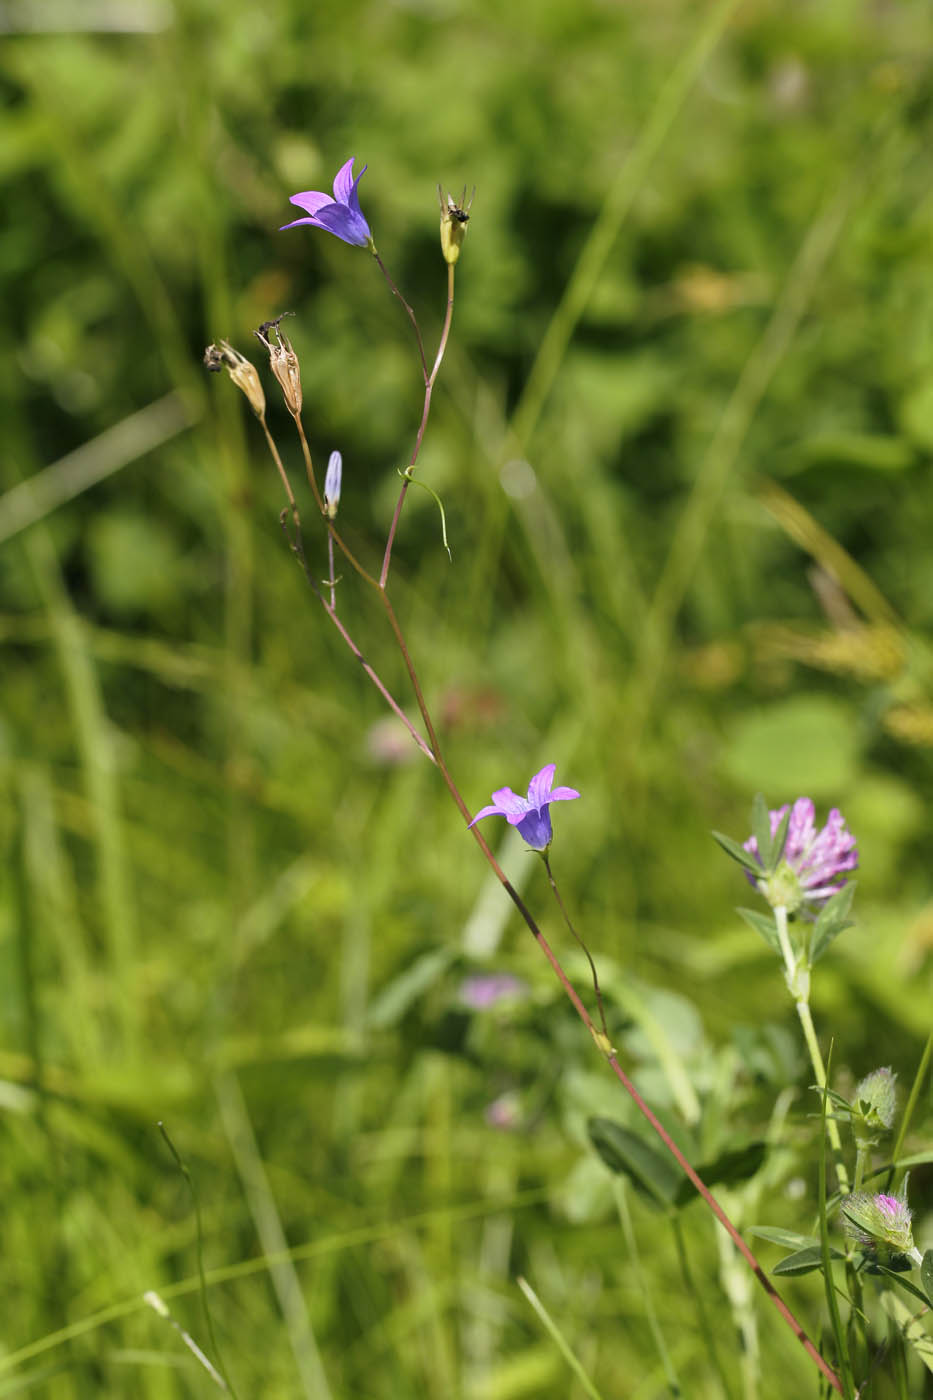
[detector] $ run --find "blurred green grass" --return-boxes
[2,0,933,1394]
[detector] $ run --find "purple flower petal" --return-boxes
[332,156,358,203]
[743,796,857,909]
[280,157,372,247]
[287,190,333,216]
[517,807,553,850]
[526,764,556,811]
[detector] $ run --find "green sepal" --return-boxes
[711,830,763,876]
[809,882,856,965]
[750,794,773,868]
[737,907,782,956]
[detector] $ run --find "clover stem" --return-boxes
[774,905,850,1195]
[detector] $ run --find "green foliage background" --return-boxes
[1,0,932,1394]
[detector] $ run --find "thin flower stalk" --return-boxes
[380,259,457,587]
[371,250,429,382]
[252,420,434,765]
[290,413,379,588]
[542,853,610,1045]
[775,901,850,1195]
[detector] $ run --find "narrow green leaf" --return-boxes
[674,1141,767,1207]
[588,1118,681,1209]
[736,907,782,956]
[921,1250,933,1307]
[748,1226,820,1252]
[772,1244,843,1276]
[809,883,856,965]
[366,947,455,1029]
[398,468,452,560]
[712,829,764,875]
[879,1290,933,1376]
[876,1265,933,1310]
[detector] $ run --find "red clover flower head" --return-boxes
[468,763,580,852]
[280,157,373,247]
[743,797,857,914]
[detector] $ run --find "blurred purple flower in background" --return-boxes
[744,797,857,908]
[485,1092,521,1131]
[468,763,580,852]
[459,973,527,1010]
[280,157,372,247]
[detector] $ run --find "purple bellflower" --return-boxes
[280,157,372,247]
[468,763,580,852]
[743,797,857,913]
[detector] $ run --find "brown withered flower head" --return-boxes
[203,340,266,418]
[254,314,302,417]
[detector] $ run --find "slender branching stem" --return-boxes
[250,255,843,1397]
[429,262,456,389]
[285,518,434,764]
[253,429,435,765]
[376,591,841,1394]
[327,533,336,612]
[259,416,299,528]
[292,413,325,513]
[380,262,456,587]
[542,853,610,1041]
[372,249,429,381]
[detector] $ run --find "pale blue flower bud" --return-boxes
[324,450,342,519]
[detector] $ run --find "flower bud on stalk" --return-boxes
[438,185,474,265]
[324,451,342,519]
[203,340,265,418]
[853,1066,897,1144]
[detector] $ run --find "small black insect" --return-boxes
[439,184,475,224]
